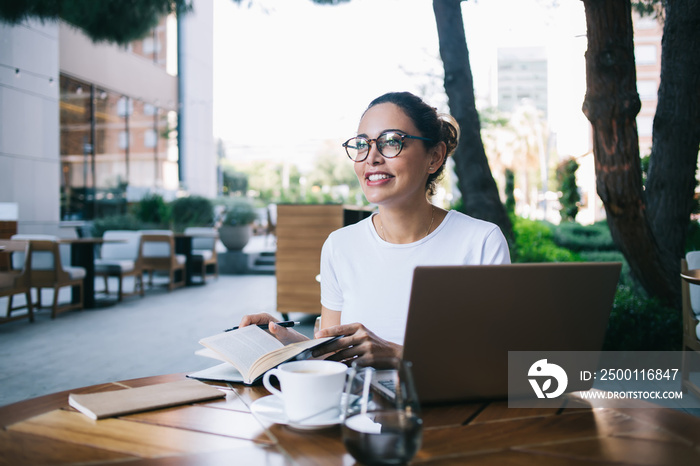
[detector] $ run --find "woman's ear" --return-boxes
[428,142,447,173]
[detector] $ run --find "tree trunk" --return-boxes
[432,0,514,243]
[581,0,679,306]
[646,0,700,268]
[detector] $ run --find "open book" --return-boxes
[195,325,338,385]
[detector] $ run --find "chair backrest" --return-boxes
[10,234,59,270]
[139,233,180,270]
[24,240,72,286]
[184,227,218,251]
[686,251,700,315]
[0,239,31,288]
[101,231,142,260]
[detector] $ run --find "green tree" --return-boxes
[432,0,514,243]
[556,158,580,222]
[0,0,191,45]
[581,0,700,307]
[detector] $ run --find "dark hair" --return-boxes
[365,92,460,196]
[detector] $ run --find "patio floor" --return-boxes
[0,273,316,408]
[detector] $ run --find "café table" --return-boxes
[2,373,700,465]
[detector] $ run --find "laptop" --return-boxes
[400,262,621,404]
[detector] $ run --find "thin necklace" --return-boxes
[378,206,435,243]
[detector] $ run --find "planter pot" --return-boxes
[219,224,253,251]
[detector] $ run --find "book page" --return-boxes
[248,336,337,382]
[199,326,283,381]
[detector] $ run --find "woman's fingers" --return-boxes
[239,312,278,327]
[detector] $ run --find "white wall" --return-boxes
[59,23,178,110]
[0,19,61,235]
[179,0,216,198]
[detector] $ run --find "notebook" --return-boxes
[401,262,621,404]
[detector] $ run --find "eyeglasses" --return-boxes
[342,131,433,162]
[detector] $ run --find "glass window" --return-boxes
[144,129,157,148]
[635,45,657,65]
[94,87,129,218]
[637,115,654,137]
[637,80,658,100]
[60,76,93,220]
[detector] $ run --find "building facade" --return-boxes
[0,0,215,235]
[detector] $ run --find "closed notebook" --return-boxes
[68,379,225,420]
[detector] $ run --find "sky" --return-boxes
[212,0,589,172]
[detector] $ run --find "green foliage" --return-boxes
[130,194,171,226]
[603,285,682,351]
[170,196,214,230]
[552,220,616,252]
[220,197,257,226]
[511,217,579,263]
[504,168,515,216]
[222,167,248,196]
[0,0,191,45]
[555,158,580,222]
[91,214,143,237]
[686,221,700,251]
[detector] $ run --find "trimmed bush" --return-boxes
[512,217,579,262]
[131,194,171,226]
[552,220,616,252]
[603,285,682,351]
[91,214,143,237]
[171,196,214,230]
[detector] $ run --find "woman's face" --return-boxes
[354,103,437,208]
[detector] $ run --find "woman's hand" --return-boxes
[312,322,403,365]
[238,313,308,345]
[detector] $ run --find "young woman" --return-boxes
[238,91,510,364]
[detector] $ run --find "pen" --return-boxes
[224,320,301,332]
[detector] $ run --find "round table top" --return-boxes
[1,373,700,465]
[682,268,700,285]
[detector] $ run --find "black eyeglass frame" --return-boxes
[342,131,433,162]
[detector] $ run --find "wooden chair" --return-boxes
[140,231,186,291]
[11,237,85,319]
[184,227,219,284]
[0,239,34,323]
[681,255,700,399]
[94,231,145,301]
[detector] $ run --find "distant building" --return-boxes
[0,0,215,235]
[633,13,663,156]
[497,46,548,117]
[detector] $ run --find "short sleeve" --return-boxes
[482,227,511,264]
[320,235,343,311]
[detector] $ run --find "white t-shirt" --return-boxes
[320,210,511,344]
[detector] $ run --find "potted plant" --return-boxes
[218,197,258,250]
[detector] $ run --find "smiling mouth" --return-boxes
[367,174,393,182]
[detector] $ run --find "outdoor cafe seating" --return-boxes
[681,252,700,399]
[94,230,145,302]
[10,234,85,318]
[139,230,186,291]
[0,239,33,323]
[183,227,219,284]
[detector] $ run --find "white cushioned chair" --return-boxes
[184,227,219,284]
[139,230,186,291]
[94,230,145,302]
[681,252,700,399]
[0,239,34,323]
[11,234,85,318]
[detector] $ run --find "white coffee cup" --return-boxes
[262,360,347,423]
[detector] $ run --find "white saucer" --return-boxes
[250,395,342,431]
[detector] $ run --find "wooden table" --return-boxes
[2,374,700,465]
[682,269,700,286]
